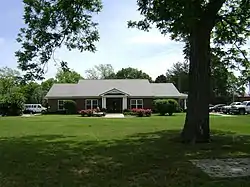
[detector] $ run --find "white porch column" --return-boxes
[123,97,127,110]
[102,96,106,108]
[184,98,187,110]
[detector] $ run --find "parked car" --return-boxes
[229,101,250,115]
[209,104,226,113]
[23,104,47,114]
[221,102,242,114]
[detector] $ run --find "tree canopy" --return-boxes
[55,69,83,83]
[16,0,102,80]
[85,64,116,79]
[115,67,153,82]
[129,0,250,142]
[155,74,167,83]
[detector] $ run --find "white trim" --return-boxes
[130,99,143,109]
[99,88,129,96]
[58,100,64,111]
[184,99,187,110]
[103,95,127,98]
[85,99,99,109]
[102,97,106,108]
[123,97,127,110]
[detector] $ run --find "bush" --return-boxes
[63,100,77,114]
[79,109,93,117]
[176,105,183,113]
[123,109,131,116]
[101,108,107,113]
[0,90,25,116]
[123,109,130,113]
[145,109,152,117]
[154,99,178,116]
[130,108,152,117]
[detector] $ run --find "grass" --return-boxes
[0,114,250,186]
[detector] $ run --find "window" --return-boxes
[130,99,143,109]
[58,100,64,110]
[38,105,41,108]
[85,99,99,109]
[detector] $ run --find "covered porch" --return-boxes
[100,88,129,113]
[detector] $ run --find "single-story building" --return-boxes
[45,79,188,113]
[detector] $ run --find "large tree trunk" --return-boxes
[181,26,211,143]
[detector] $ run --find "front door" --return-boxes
[106,98,123,113]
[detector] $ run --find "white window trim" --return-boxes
[130,99,143,109]
[58,100,65,111]
[85,99,99,109]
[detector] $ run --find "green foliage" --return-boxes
[56,69,83,83]
[0,87,25,116]
[129,0,250,86]
[63,100,77,114]
[155,74,167,83]
[154,99,178,116]
[115,67,153,82]
[16,0,102,80]
[41,78,56,92]
[166,61,189,94]
[0,68,26,116]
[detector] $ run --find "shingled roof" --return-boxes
[45,79,187,98]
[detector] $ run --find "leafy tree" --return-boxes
[56,69,83,83]
[41,78,56,92]
[0,74,25,116]
[0,67,24,85]
[129,0,250,143]
[21,82,41,103]
[115,67,153,82]
[85,64,115,79]
[166,60,244,103]
[16,0,102,80]
[155,74,167,83]
[166,61,189,94]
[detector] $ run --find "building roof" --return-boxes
[45,79,188,98]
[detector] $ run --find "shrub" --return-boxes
[0,90,25,116]
[123,109,132,116]
[154,99,178,116]
[130,108,138,115]
[130,108,152,117]
[79,109,93,117]
[100,108,107,113]
[136,109,145,117]
[123,109,129,112]
[63,100,77,114]
[176,105,183,113]
[145,109,152,117]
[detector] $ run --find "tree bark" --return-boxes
[181,26,211,143]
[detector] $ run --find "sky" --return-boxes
[0,0,185,80]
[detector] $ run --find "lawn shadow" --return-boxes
[0,131,250,186]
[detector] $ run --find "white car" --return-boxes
[221,102,242,114]
[229,101,250,115]
[24,104,47,114]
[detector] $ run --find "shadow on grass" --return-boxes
[0,131,250,187]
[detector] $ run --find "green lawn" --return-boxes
[0,114,250,187]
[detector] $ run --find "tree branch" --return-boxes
[202,0,226,29]
[219,17,250,64]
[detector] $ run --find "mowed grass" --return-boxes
[0,114,250,187]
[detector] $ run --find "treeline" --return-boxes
[0,62,246,116]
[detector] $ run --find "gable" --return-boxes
[99,88,129,96]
